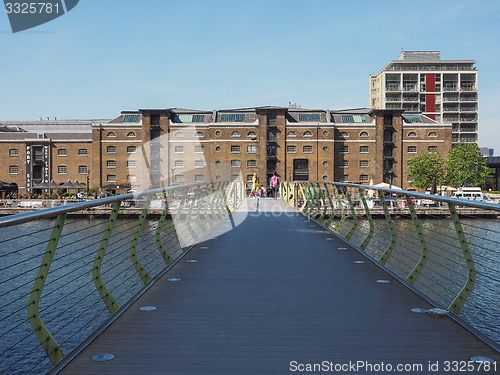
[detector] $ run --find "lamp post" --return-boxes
[169,168,176,186]
[87,170,91,194]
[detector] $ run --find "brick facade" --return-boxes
[0,107,452,195]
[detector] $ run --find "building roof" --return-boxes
[0,132,37,141]
[372,51,477,76]
[45,133,92,141]
[0,125,23,132]
[402,113,441,124]
[0,119,107,134]
[330,108,373,114]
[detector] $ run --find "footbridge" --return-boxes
[0,182,498,374]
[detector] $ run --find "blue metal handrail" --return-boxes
[282,180,500,350]
[0,181,246,374]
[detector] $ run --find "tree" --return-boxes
[445,142,490,188]
[407,152,446,191]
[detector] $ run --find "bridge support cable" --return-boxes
[343,186,358,241]
[447,203,477,315]
[332,185,346,233]
[323,183,336,228]
[92,201,121,314]
[155,198,174,266]
[195,183,210,233]
[129,196,153,285]
[358,188,374,251]
[27,213,67,365]
[317,183,328,222]
[185,185,201,243]
[297,183,308,214]
[377,191,397,265]
[311,183,322,219]
[404,195,429,285]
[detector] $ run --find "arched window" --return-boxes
[195,132,204,137]
[231,131,241,137]
[107,132,116,138]
[303,131,313,137]
[127,132,136,137]
[340,132,348,138]
[359,131,369,137]
[428,132,437,137]
[408,132,417,138]
[247,131,256,137]
[287,131,296,137]
[175,132,184,138]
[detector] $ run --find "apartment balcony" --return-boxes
[402,104,420,111]
[460,124,477,132]
[460,94,477,102]
[460,116,477,122]
[443,95,459,102]
[460,134,477,143]
[443,84,458,92]
[443,106,459,112]
[460,105,477,112]
[386,84,400,92]
[402,95,419,102]
[386,104,402,110]
[385,95,401,102]
[460,84,476,92]
[402,84,418,92]
[444,115,459,123]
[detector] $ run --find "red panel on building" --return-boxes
[426,74,435,119]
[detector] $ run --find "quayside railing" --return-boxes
[281,181,500,351]
[0,181,245,375]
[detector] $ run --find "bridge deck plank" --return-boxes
[57,198,499,374]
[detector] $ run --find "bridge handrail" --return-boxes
[281,180,500,351]
[336,182,500,212]
[0,183,216,228]
[0,181,246,374]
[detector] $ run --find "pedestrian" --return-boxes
[251,173,260,198]
[270,171,279,199]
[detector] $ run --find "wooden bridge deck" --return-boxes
[55,198,499,374]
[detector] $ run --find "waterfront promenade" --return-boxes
[53,198,498,374]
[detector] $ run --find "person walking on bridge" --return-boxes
[270,171,279,200]
[251,173,260,198]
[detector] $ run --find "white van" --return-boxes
[452,187,484,201]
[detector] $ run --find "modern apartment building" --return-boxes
[1,106,452,195]
[370,51,478,144]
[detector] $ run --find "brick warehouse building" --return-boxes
[0,107,452,196]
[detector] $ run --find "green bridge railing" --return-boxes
[0,181,245,374]
[281,181,500,351]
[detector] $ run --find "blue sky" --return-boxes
[1,0,500,151]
